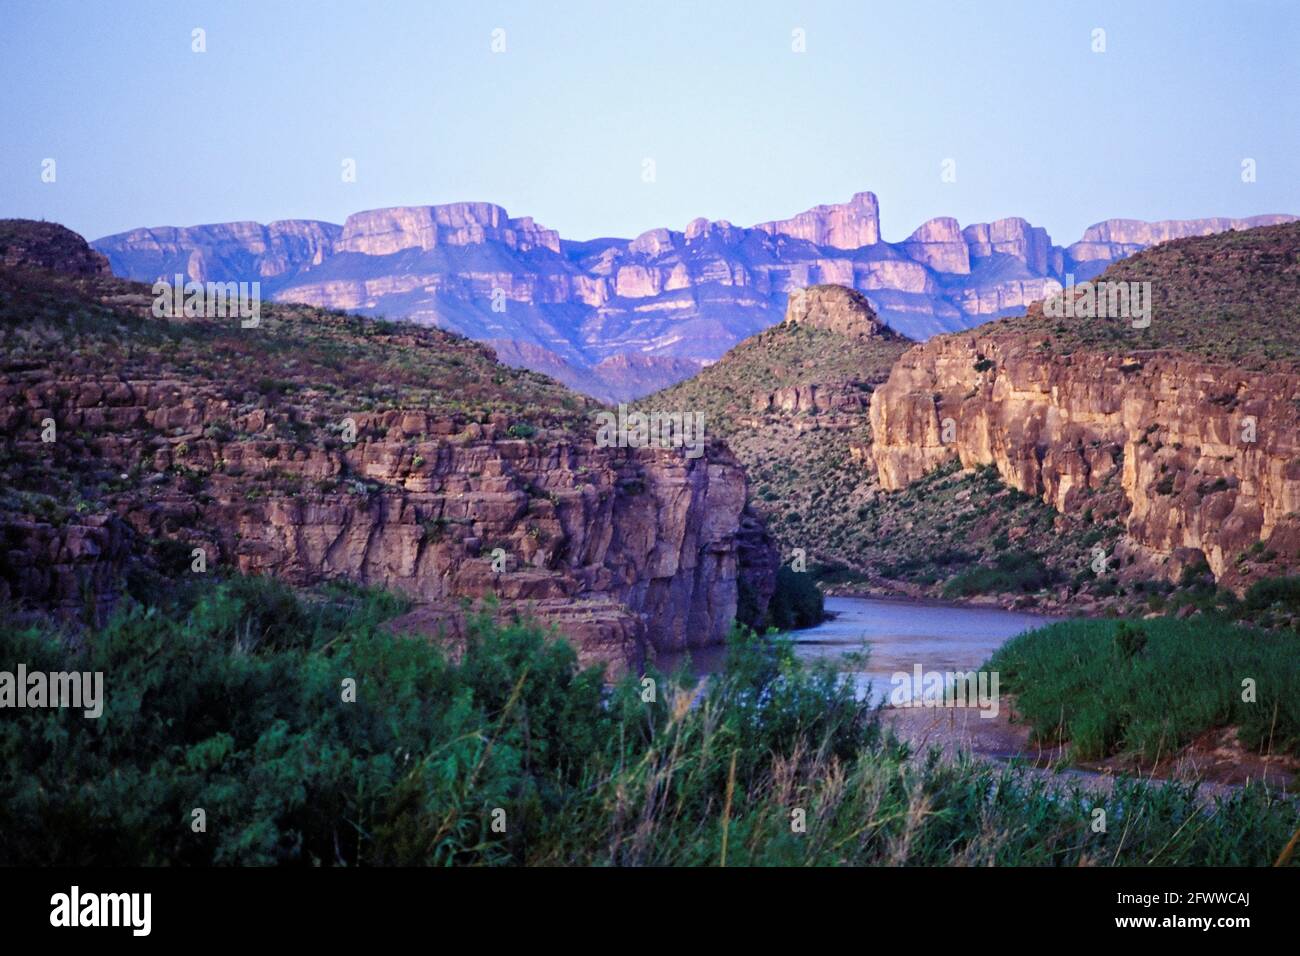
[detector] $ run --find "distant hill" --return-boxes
[0,219,112,276]
[92,194,1295,401]
[993,221,1300,370]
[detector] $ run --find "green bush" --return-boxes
[988,617,1300,761]
[942,552,1060,598]
[765,565,825,630]
[1242,575,1300,615]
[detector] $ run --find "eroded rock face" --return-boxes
[1067,215,1295,280]
[869,333,1300,584]
[93,220,341,282]
[961,218,1059,276]
[903,218,970,275]
[336,205,561,255]
[0,371,776,673]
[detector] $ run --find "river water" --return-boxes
[659,596,1045,704]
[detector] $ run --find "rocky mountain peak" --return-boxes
[628,228,677,257]
[684,217,739,242]
[961,217,1055,273]
[755,190,881,248]
[903,217,970,274]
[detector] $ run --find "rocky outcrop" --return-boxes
[962,218,1060,276]
[784,283,901,339]
[756,383,868,416]
[869,333,1300,585]
[93,219,341,282]
[93,196,1296,400]
[336,204,560,255]
[902,218,970,274]
[1,220,112,276]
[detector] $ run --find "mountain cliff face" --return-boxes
[870,223,1300,590]
[0,221,778,674]
[93,195,1295,402]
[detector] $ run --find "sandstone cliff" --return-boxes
[870,223,1300,588]
[0,222,778,673]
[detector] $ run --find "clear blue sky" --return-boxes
[2,0,1295,244]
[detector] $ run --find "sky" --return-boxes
[1,0,1296,245]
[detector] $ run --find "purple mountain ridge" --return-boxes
[92,194,1295,402]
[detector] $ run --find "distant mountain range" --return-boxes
[92,195,1295,401]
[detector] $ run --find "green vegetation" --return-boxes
[942,551,1062,599]
[764,565,826,630]
[988,617,1300,762]
[2,575,1297,866]
[1133,569,1300,632]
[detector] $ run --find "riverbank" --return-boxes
[823,571,1300,631]
[822,585,1073,617]
[786,596,1299,792]
[884,703,1297,797]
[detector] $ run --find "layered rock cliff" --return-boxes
[0,222,778,673]
[93,195,1296,401]
[870,223,1300,588]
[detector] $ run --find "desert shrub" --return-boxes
[765,565,825,630]
[942,552,1059,598]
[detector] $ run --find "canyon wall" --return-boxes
[870,333,1300,584]
[0,368,777,672]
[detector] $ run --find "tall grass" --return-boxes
[1,578,1296,866]
[987,617,1300,761]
